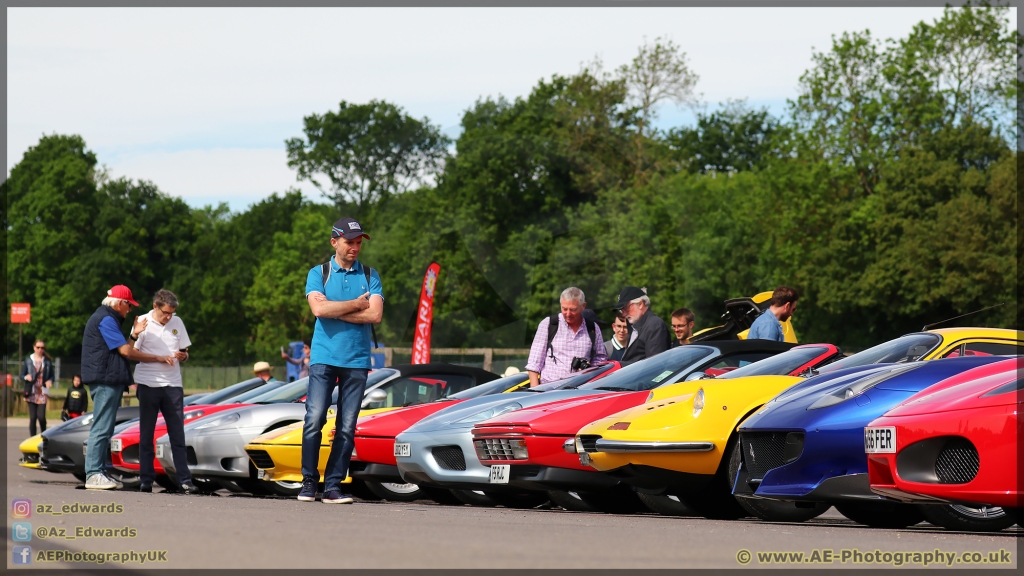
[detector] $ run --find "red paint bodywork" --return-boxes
[867,358,1020,508]
[472,344,843,480]
[111,404,248,475]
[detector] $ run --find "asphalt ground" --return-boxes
[5,419,1020,570]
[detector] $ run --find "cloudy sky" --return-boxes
[8,7,967,212]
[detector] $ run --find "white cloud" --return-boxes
[10,6,990,208]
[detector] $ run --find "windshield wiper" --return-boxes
[593,386,632,392]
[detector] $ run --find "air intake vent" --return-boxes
[935,438,979,484]
[432,446,466,471]
[246,449,275,469]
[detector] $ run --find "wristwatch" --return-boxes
[129,332,138,341]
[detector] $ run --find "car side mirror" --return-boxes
[362,388,387,407]
[684,372,707,382]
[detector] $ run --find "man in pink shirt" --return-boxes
[525,287,607,387]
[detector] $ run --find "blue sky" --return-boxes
[8,7,974,213]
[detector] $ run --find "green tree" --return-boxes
[665,100,790,174]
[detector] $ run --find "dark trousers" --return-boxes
[28,402,47,436]
[137,386,191,486]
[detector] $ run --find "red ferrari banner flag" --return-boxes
[411,262,441,364]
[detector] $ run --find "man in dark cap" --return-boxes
[613,286,671,362]
[300,217,384,504]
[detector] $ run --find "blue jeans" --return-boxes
[85,383,125,478]
[302,364,367,492]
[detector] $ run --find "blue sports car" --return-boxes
[733,356,1007,527]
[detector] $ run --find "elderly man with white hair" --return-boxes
[613,286,672,363]
[525,287,607,387]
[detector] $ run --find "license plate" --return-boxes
[864,426,896,453]
[110,439,122,452]
[393,443,411,457]
[155,445,164,459]
[82,444,88,455]
[489,464,510,484]
[256,469,265,479]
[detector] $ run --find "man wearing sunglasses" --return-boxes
[81,285,175,490]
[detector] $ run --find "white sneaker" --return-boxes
[85,473,117,490]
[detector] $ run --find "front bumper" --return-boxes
[39,435,87,474]
[244,442,330,483]
[158,426,267,480]
[395,427,494,489]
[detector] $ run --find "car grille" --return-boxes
[740,432,804,481]
[246,449,275,469]
[22,453,39,464]
[121,444,140,464]
[431,446,466,471]
[186,446,198,466]
[935,438,979,484]
[578,435,601,453]
[475,438,519,460]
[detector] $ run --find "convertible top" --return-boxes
[696,339,796,355]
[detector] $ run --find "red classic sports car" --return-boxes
[866,357,1020,531]
[472,344,842,511]
[349,363,622,501]
[111,404,246,488]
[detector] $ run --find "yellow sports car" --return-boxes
[691,291,798,343]
[246,372,531,484]
[575,327,1022,519]
[19,434,44,469]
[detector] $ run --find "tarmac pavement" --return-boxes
[5,424,1020,569]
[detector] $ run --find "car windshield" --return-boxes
[718,346,835,379]
[203,378,269,405]
[227,380,289,404]
[573,346,716,392]
[819,333,942,373]
[443,374,530,400]
[530,363,617,392]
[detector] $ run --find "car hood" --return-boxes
[405,390,607,433]
[355,401,467,438]
[476,391,651,436]
[741,355,1007,430]
[881,358,1020,417]
[183,403,310,433]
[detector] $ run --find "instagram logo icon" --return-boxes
[12,499,31,518]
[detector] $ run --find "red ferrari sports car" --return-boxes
[111,404,246,487]
[472,344,843,512]
[866,357,1020,531]
[349,362,622,502]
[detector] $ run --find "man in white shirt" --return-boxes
[131,289,196,494]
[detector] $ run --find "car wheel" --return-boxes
[364,480,425,502]
[918,504,1017,532]
[637,493,697,516]
[726,439,830,522]
[575,486,646,514]
[451,489,499,507]
[678,435,749,520]
[547,490,601,512]
[263,480,303,496]
[482,490,549,509]
[834,501,924,528]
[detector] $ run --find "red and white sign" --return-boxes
[411,263,441,365]
[11,303,31,324]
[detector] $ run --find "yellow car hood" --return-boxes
[249,406,400,446]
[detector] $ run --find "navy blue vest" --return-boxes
[80,305,131,386]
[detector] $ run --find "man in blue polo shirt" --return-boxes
[299,217,384,503]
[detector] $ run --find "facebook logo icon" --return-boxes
[13,545,32,565]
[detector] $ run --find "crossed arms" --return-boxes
[308,291,383,324]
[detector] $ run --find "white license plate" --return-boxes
[110,439,122,452]
[864,426,896,453]
[155,445,164,459]
[394,443,411,458]
[256,469,265,479]
[489,464,510,484]
[82,444,88,455]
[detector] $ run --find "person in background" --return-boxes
[747,286,799,342]
[670,308,695,347]
[282,342,311,380]
[61,374,88,421]
[614,286,672,362]
[252,361,278,383]
[82,284,174,490]
[525,287,607,387]
[604,312,631,361]
[132,289,196,494]
[22,339,54,436]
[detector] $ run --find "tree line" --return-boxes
[4,5,1017,362]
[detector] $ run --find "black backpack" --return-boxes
[545,314,597,364]
[319,260,379,349]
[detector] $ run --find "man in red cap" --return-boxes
[81,285,175,490]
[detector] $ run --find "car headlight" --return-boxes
[808,365,919,410]
[195,412,241,430]
[455,402,523,424]
[692,388,705,418]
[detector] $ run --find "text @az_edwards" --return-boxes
[736,548,1013,567]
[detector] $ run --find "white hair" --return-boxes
[101,296,123,308]
[631,287,650,309]
[560,287,586,306]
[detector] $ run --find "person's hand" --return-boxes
[158,355,175,366]
[355,292,371,310]
[132,316,148,337]
[24,374,31,381]
[281,351,289,359]
[173,351,188,361]
[310,292,327,303]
